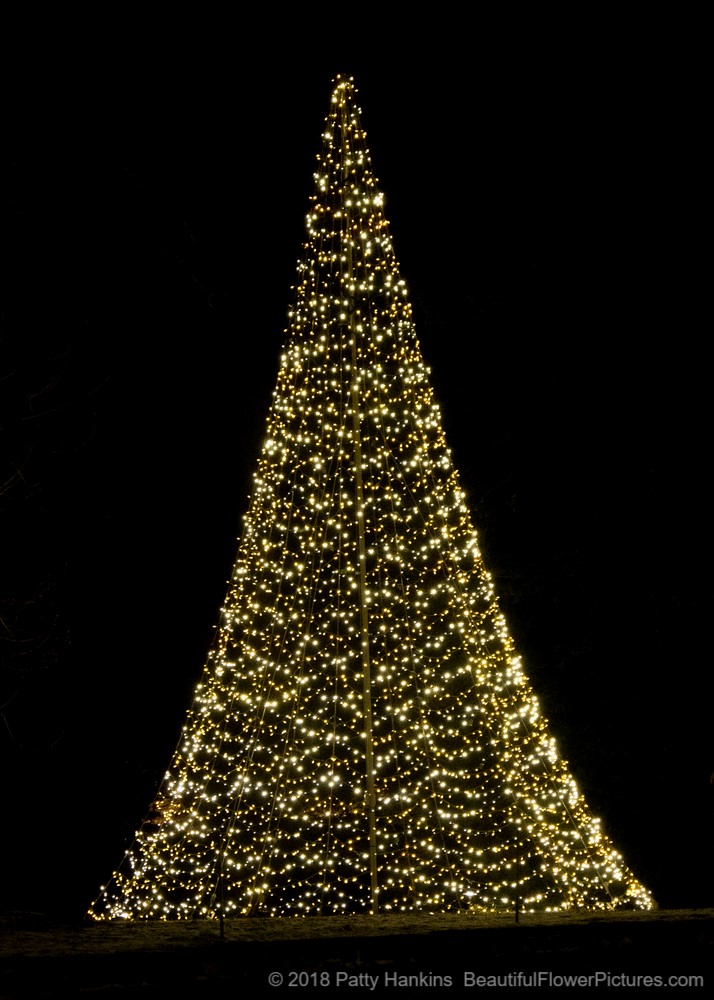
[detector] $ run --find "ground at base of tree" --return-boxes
[2,909,712,996]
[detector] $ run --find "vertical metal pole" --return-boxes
[340,91,379,914]
[515,835,520,924]
[219,869,225,938]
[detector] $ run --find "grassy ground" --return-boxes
[2,909,712,996]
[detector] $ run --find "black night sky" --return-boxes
[2,22,710,918]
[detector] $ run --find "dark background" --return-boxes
[2,19,710,917]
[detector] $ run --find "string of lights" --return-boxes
[88,75,654,920]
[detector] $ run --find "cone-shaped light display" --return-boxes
[89,76,653,919]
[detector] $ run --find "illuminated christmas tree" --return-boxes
[89,75,653,919]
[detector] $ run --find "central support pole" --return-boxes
[341,93,379,915]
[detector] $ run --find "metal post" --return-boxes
[341,90,379,915]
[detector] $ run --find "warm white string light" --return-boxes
[88,75,654,920]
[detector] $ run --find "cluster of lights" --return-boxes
[88,76,653,920]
